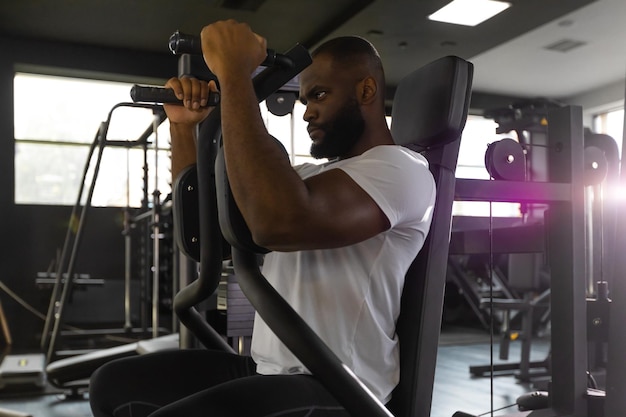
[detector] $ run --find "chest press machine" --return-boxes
[171,40,473,416]
[43,34,473,414]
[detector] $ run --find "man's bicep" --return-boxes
[267,169,390,251]
[310,169,389,237]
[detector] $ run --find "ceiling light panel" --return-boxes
[428,0,512,27]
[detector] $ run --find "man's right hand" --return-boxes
[163,77,217,126]
[166,76,218,178]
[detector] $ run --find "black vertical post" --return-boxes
[603,83,626,416]
[545,106,588,416]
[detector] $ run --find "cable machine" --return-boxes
[453,103,625,416]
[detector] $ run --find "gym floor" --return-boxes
[0,325,550,417]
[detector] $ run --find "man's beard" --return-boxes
[310,99,365,160]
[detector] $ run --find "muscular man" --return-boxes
[89,19,435,417]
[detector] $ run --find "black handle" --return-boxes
[130,84,220,107]
[169,30,294,69]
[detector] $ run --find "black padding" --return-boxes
[215,147,270,254]
[173,109,237,353]
[216,135,290,254]
[388,56,473,417]
[391,55,471,149]
[172,164,201,262]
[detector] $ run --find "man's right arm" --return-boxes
[170,122,198,180]
[163,77,216,179]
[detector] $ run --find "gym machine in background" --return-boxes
[41,102,175,361]
[451,100,619,386]
[453,102,625,416]
[0,101,178,396]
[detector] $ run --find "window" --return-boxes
[14,72,171,207]
[261,99,323,166]
[13,73,318,208]
[593,108,623,159]
[453,115,522,217]
[13,71,524,219]
[593,107,625,202]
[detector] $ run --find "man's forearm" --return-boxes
[170,123,198,181]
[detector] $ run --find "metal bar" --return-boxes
[455,178,571,203]
[542,105,588,416]
[46,129,108,363]
[603,78,626,416]
[151,114,161,339]
[40,131,100,351]
[233,247,393,417]
[124,209,133,331]
[449,223,545,254]
[0,299,12,346]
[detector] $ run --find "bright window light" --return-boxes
[429,0,512,27]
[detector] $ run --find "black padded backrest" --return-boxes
[387,56,473,417]
[392,56,471,150]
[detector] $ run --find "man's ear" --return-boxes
[358,76,377,105]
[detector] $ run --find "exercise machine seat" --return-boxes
[387,56,473,417]
[217,55,472,416]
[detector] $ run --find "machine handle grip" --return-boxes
[130,84,220,107]
[168,30,294,69]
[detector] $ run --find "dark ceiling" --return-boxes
[0,0,608,98]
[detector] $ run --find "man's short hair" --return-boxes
[312,36,385,84]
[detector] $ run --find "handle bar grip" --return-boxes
[169,30,294,69]
[130,85,220,107]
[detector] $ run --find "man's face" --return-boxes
[299,54,365,160]
[308,97,365,159]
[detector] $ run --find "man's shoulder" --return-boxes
[360,145,429,168]
[293,161,328,179]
